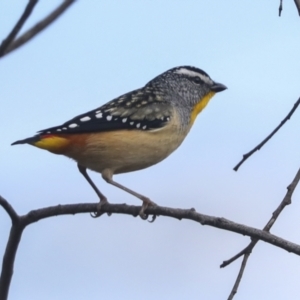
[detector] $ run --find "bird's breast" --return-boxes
[66,113,189,174]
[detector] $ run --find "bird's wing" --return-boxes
[38,88,173,135]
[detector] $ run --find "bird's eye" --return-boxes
[192,76,202,84]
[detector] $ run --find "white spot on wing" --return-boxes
[106,115,112,121]
[62,127,67,130]
[69,123,78,128]
[130,122,134,125]
[142,125,147,129]
[122,118,127,123]
[174,68,213,85]
[136,123,140,128]
[56,129,62,132]
[80,116,91,122]
[96,112,103,118]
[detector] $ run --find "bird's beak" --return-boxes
[211,82,227,93]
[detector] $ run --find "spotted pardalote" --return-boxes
[12,66,227,218]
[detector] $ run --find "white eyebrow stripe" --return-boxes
[174,68,213,85]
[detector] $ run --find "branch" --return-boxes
[0,0,38,57]
[0,224,24,300]
[2,199,300,300]
[227,253,250,300]
[0,196,19,224]
[14,202,300,253]
[279,0,283,16]
[222,167,300,299]
[234,97,300,171]
[1,0,76,58]
[279,0,300,16]
[294,0,300,15]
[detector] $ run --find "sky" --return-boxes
[1,1,300,299]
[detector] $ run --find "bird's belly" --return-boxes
[67,129,186,174]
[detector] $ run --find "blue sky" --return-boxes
[1,1,300,299]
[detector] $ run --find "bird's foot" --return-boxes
[91,197,110,218]
[139,198,157,222]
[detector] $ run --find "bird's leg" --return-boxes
[77,164,109,217]
[101,169,156,220]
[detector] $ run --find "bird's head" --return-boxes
[147,66,227,125]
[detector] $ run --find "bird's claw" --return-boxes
[91,199,110,218]
[139,199,157,222]
[148,215,157,223]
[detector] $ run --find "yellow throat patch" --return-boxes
[190,91,216,124]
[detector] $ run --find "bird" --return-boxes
[12,66,227,218]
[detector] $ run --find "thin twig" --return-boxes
[279,0,283,16]
[1,0,76,58]
[0,0,38,57]
[234,97,300,171]
[0,196,19,224]
[294,0,300,15]
[221,242,253,268]
[222,168,300,299]
[222,167,300,268]
[227,253,250,300]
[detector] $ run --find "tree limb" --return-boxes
[279,0,283,16]
[2,198,300,299]
[227,253,250,300]
[0,196,19,224]
[278,0,300,16]
[234,97,300,171]
[0,0,76,58]
[222,167,300,299]
[0,224,24,300]
[294,0,300,15]
[4,201,300,253]
[0,0,38,57]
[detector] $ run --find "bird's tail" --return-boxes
[11,134,70,154]
[11,135,41,146]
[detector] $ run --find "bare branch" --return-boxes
[1,0,76,58]
[9,202,299,254]
[2,195,300,299]
[279,0,283,16]
[0,196,19,224]
[0,0,38,57]
[222,168,300,299]
[0,224,24,300]
[279,0,300,16]
[222,167,300,267]
[227,253,250,300]
[294,0,300,15]
[234,97,300,171]
[221,242,253,268]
